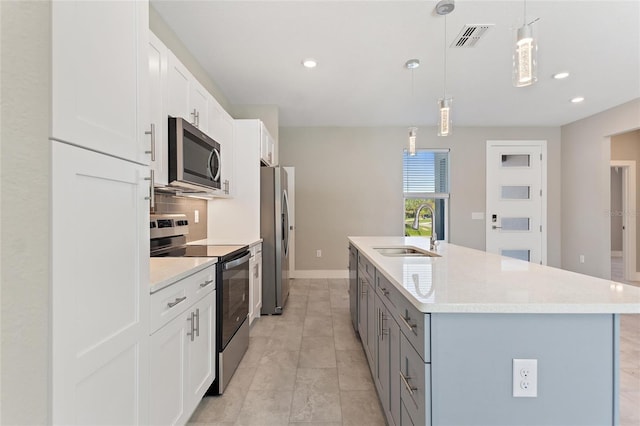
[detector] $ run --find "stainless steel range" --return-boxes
[150,213,249,395]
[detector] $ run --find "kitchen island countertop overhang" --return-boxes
[349,236,640,314]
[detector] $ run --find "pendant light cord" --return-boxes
[443,15,447,98]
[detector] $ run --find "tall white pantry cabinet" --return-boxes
[51,1,152,424]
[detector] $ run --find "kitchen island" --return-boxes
[348,236,640,426]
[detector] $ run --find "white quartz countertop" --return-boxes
[349,236,640,314]
[150,257,217,294]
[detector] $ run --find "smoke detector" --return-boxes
[435,0,455,15]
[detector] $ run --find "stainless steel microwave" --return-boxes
[168,117,221,192]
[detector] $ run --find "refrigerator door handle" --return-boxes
[282,189,290,257]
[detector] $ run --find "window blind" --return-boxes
[403,150,449,195]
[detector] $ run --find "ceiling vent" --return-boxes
[450,24,494,48]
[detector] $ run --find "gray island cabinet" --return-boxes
[348,236,640,426]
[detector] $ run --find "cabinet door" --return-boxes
[186,292,216,413]
[167,51,191,121]
[375,295,390,413]
[52,0,150,165]
[366,278,376,369]
[148,31,168,186]
[389,312,401,426]
[190,81,209,132]
[249,254,256,325]
[51,142,150,425]
[219,112,235,196]
[358,275,368,348]
[149,314,189,426]
[254,249,263,318]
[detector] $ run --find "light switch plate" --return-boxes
[513,358,538,397]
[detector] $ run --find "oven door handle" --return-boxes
[223,252,251,270]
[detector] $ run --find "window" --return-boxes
[403,149,450,239]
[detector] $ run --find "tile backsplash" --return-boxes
[153,192,207,242]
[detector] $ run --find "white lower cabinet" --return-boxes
[248,243,263,325]
[51,142,150,425]
[150,266,216,426]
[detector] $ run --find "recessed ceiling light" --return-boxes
[302,58,317,68]
[571,96,585,103]
[553,72,570,80]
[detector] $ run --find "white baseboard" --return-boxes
[290,270,349,279]
[611,251,623,258]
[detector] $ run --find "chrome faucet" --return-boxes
[412,203,437,250]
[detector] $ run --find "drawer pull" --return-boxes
[400,371,417,395]
[200,279,214,288]
[380,287,390,296]
[167,296,187,308]
[400,314,417,332]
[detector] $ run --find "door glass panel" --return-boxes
[501,249,530,262]
[501,154,530,167]
[501,217,530,231]
[501,185,530,200]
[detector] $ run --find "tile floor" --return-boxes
[188,278,385,426]
[189,277,640,426]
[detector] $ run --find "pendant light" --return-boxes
[436,0,454,137]
[513,0,538,87]
[405,59,420,155]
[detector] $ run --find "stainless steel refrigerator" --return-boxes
[260,166,290,315]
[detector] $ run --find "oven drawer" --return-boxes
[151,265,216,333]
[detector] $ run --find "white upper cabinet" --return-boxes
[167,50,192,122]
[167,51,208,132]
[52,0,151,165]
[208,98,235,196]
[148,31,168,186]
[261,125,276,166]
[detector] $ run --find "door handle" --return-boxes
[492,225,502,229]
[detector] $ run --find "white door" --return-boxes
[51,142,150,425]
[186,292,215,412]
[486,140,547,264]
[149,312,188,426]
[167,51,191,120]
[149,31,168,186]
[51,0,150,165]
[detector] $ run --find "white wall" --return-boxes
[280,126,561,272]
[561,99,640,278]
[0,1,51,424]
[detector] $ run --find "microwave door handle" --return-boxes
[212,148,221,181]
[206,150,215,180]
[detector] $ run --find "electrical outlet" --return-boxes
[513,359,538,397]
[579,254,585,264]
[316,250,322,258]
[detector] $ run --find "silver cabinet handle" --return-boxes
[194,308,200,337]
[254,264,259,278]
[400,371,417,395]
[492,225,502,229]
[400,314,417,332]
[224,179,230,194]
[167,296,186,308]
[144,170,155,208]
[145,123,156,161]
[187,312,195,341]
[380,287,390,296]
[191,109,198,127]
[200,279,214,288]
[360,279,368,297]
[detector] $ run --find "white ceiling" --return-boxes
[151,0,640,128]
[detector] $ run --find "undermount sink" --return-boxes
[373,246,441,257]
